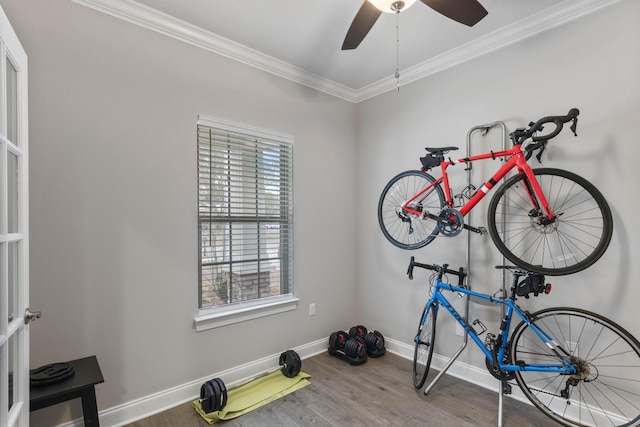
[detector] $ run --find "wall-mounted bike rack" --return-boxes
[422,120,509,427]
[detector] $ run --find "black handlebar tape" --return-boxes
[407,258,414,280]
[407,256,417,280]
[407,256,466,281]
[530,108,580,142]
[530,108,579,132]
[532,122,562,142]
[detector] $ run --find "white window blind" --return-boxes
[197,117,293,310]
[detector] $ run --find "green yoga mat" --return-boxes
[193,371,311,423]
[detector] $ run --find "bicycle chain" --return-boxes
[506,350,574,399]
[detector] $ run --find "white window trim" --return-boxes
[194,115,295,332]
[197,115,294,146]
[194,295,299,332]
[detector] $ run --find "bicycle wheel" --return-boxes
[510,307,640,427]
[378,170,445,250]
[487,168,613,276]
[413,301,437,389]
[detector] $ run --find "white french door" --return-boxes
[0,5,30,427]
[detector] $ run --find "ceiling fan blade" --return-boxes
[342,1,382,50]
[419,0,488,27]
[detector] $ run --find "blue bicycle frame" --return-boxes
[424,278,577,375]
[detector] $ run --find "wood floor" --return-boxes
[125,351,555,426]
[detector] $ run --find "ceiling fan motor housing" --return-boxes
[369,0,415,13]
[342,0,488,50]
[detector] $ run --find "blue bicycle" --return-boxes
[408,257,640,427]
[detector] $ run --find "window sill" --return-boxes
[194,296,300,332]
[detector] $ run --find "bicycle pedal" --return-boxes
[463,224,486,235]
[502,382,512,394]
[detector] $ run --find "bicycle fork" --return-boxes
[518,160,558,223]
[417,300,438,336]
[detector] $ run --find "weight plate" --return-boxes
[200,382,214,413]
[280,350,302,378]
[348,325,367,338]
[207,379,223,413]
[213,377,227,411]
[365,330,385,351]
[344,338,367,359]
[329,331,348,350]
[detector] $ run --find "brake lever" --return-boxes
[535,142,547,163]
[525,148,533,161]
[524,140,541,161]
[570,117,578,136]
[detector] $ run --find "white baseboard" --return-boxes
[56,339,328,427]
[57,337,530,426]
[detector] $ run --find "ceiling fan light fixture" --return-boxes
[368,0,417,13]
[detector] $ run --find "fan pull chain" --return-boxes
[395,8,401,91]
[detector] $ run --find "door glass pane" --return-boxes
[8,242,18,324]
[8,333,16,410]
[6,56,18,144]
[0,143,3,231]
[7,151,18,233]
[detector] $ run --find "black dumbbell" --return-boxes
[349,325,386,357]
[199,349,301,413]
[329,330,367,360]
[348,325,367,338]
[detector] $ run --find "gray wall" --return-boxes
[2,0,639,425]
[2,0,358,424]
[356,0,640,370]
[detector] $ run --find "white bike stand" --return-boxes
[423,121,509,427]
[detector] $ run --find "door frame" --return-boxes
[0,5,30,427]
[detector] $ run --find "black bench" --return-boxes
[30,356,104,426]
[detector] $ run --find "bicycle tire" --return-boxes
[487,168,613,276]
[509,307,640,427]
[378,170,445,250]
[413,301,437,389]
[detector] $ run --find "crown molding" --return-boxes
[69,0,360,102]
[70,0,620,104]
[356,0,622,101]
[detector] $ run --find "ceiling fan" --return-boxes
[342,0,488,50]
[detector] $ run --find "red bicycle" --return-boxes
[378,108,613,276]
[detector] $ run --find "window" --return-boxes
[195,116,295,330]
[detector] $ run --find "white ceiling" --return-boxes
[74,0,620,102]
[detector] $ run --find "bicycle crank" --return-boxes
[485,357,516,381]
[423,209,486,236]
[437,208,464,237]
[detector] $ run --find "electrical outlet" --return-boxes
[309,303,316,316]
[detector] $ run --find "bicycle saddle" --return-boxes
[425,146,458,154]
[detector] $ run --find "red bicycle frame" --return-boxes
[402,144,553,220]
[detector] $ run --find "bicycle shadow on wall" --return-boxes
[549,133,630,313]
